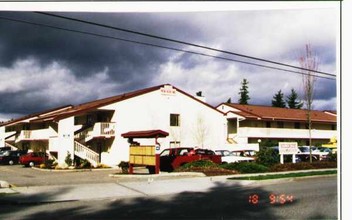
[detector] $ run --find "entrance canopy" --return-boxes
[121,130,169,139]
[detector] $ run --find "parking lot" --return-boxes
[0,165,119,187]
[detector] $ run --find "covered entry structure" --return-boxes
[121,129,169,174]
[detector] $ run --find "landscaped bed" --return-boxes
[175,160,337,176]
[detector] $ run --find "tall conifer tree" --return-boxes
[238,79,250,104]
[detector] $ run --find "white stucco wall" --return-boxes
[0,126,5,147]
[57,117,75,165]
[99,87,227,165]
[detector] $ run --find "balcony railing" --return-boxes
[234,127,336,139]
[74,141,99,167]
[15,128,57,142]
[75,122,115,142]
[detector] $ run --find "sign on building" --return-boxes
[160,85,176,96]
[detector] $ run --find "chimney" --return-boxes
[195,91,206,103]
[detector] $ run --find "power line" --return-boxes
[0,15,335,81]
[35,11,335,78]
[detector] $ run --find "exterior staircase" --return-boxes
[227,137,237,144]
[5,142,18,150]
[74,141,99,167]
[73,122,115,167]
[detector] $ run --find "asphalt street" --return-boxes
[0,175,338,220]
[0,165,339,219]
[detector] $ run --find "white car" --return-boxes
[217,151,255,164]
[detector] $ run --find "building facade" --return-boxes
[0,85,337,167]
[0,84,227,166]
[217,103,337,147]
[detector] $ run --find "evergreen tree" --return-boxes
[286,88,303,109]
[272,90,286,108]
[226,98,232,103]
[238,78,250,104]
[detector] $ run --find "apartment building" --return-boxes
[0,84,227,167]
[217,103,337,147]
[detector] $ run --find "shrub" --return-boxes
[269,161,337,172]
[328,152,337,162]
[118,161,129,173]
[179,160,218,169]
[255,147,280,166]
[220,162,240,170]
[65,151,73,166]
[44,159,56,169]
[96,163,111,169]
[221,162,269,174]
[79,159,92,169]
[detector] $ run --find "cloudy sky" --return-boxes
[0,2,339,122]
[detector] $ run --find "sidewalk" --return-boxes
[0,168,337,204]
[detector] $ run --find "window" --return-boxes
[277,121,284,128]
[160,149,170,157]
[170,114,180,126]
[331,124,336,130]
[266,122,271,128]
[294,122,300,129]
[170,141,180,148]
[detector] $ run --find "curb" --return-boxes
[109,172,206,178]
[0,180,10,188]
[31,166,120,172]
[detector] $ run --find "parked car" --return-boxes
[313,147,332,160]
[231,150,257,157]
[270,146,302,163]
[297,146,319,161]
[0,150,28,165]
[215,150,231,156]
[159,147,222,172]
[0,147,12,153]
[19,152,49,167]
[220,151,255,164]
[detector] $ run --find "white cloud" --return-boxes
[0,58,118,107]
[185,8,337,59]
[313,97,337,111]
[155,56,250,105]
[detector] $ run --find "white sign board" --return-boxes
[278,142,298,164]
[279,142,298,155]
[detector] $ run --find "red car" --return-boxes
[159,147,222,172]
[19,152,49,167]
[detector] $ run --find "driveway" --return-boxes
[0,165,119,187]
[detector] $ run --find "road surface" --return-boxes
[0,175,337,220]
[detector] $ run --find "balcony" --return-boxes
[4,131,17,142]
[79,122,115,142]
[234,127,336,140]
[15,128,57,143]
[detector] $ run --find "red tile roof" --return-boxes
[1,105,73,126]
[224,103,336,123]
[121,130,169,138]
[4,84,223,125]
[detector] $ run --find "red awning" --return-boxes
[121,130,169,139]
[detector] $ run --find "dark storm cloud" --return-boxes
[0,12,161,77]
[0,11,209,116]
[314,79,336,100]
[0,7,338,120]
[0,11,209,77]
[0,90,49,115]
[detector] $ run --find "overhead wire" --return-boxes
[0,15,335,80]
[35,11,336,78]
